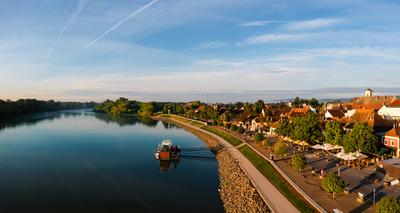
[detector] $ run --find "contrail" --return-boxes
[47,0,89,57]
[84,0,158,50]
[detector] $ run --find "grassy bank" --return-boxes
[201,126,243,146]
[238,145,316,213]
[158,114,206,128]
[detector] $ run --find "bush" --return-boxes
[321,173,345,200]
[224,123,231,129]
[218,120,224,126]
[254,132,264,142]
[291,154,306,173]
[230,125,238,131]
[237,126,245,134]
[376,197,400,213]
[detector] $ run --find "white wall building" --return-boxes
[378,105,400,120]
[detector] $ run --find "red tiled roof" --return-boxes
[385,127,400,138]
[389,100,400,108]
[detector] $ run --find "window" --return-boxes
[384,139,388,145]
[391,140,395,146]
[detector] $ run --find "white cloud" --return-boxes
[284,18,342,31]
[198,41,227,48]
[238,20,286,27]
[243,33,307,44]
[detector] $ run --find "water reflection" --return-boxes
[159,160,180,172]
[0,110,164,133]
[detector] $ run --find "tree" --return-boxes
[230,125,238,131]
[291,113,322,144]
[237,126,245,134]
[263,138,272,147]
[291,153,306,173]
[343,123,378,153]
[325,121,345,145]
[321,173,345,200]
[309,97,320,108]
[254,132,264,142]
[275,119,292,136]
[376,197,400,213]
[219,113,230,122]
[274,140,287,158]
[254,100,265,114]
[138,102,154,117]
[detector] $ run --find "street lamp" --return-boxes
[373,188,376,205]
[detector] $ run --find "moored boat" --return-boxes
[155,140,181,160]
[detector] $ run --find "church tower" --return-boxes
[365,88,373,97]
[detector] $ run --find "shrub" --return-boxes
[254,132,264,142]
[224,123,231,129]
[237,126,245,134]
[230,125,238,131]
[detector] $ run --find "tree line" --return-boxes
[275,114,379,154]
[0,99,96,119]
[93,97,167,117]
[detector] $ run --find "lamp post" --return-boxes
[373,188,376,205]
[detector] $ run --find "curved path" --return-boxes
[168,117,300,213]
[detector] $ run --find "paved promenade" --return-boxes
[169,118,300,213]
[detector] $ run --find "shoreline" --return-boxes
[155,116,269,212]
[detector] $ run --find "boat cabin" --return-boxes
[155,140,181,160]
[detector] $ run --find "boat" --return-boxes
[155,140,181,160]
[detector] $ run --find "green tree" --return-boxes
[254,100,265,114]
[375,197,400,213]
[275,119,292,136]
[138,102,154,117]
[321,173,346,200]
[309,97,320,108]
[291,153,306,173]
[219,113,230,122]
[325,121,345,145]
[274,140,287,158]
[254,132,264,142]
[263,138,272,147]
[291,113,322,144]
[343,123,378,153]
[237,126,245,134]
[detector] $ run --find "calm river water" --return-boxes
[0,110,223,213]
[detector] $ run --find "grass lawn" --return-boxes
[238,145,316,213]
[201,126,243,146]
[158,114,205,127]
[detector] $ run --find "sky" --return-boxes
[0,0,399,102]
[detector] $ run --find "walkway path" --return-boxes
[169,118,300,213]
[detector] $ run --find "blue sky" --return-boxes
[0,0,399,102]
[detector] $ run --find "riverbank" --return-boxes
[155,116,269,212]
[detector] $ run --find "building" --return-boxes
[378,105,400,121]
[341,108,393,133]
[382,124,400,157]
[365,88,373,98]
[324,109,345,120]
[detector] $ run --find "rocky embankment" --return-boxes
[156,117,269,212]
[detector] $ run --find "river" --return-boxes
[0,110,223,213]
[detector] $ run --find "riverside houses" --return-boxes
[383,123,400,157]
